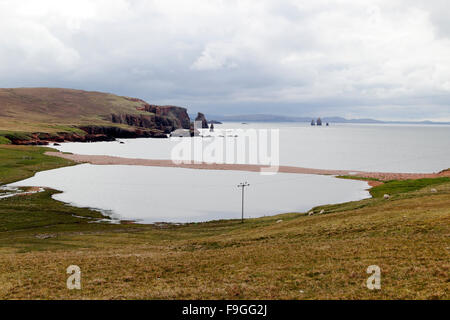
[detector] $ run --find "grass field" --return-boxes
[0,145,449,299]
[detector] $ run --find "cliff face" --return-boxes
[110,109,187,134]
[138,104,191,129]
[110,102,192,135]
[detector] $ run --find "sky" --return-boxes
[0,0,450,121]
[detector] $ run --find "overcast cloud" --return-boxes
[1,0,450,120]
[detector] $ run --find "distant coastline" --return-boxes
[201,113,450,125]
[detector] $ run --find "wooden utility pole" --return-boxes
[237,182,250,223]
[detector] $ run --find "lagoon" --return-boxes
[10,164,370,223]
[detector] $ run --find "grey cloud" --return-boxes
[0,0,449,121]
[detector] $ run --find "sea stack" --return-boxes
[195,112,209,129]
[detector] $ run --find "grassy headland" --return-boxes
[0,88,191,144]
[0,88,148,132]
[0,145,448,299]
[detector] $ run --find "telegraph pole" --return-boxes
[237,182,250,223]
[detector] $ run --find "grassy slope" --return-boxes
[0,146,449,299]
[369,178,450,198]
[0,87,151,136]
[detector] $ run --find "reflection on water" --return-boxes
[10,164,370,223]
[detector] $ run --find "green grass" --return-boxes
[369,177,450,198]
[0,189,106,233]
[0,136,10,145]
[338,175,450,198]
[0,145,75,185]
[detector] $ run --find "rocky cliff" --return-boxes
[138,104,191,129]
[110,105,191,134]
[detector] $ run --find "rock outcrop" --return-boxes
[195,112,209,129]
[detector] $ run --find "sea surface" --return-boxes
[10,164,370,223]
[53,123,450,173]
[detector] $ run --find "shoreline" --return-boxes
[45,151,450,181]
